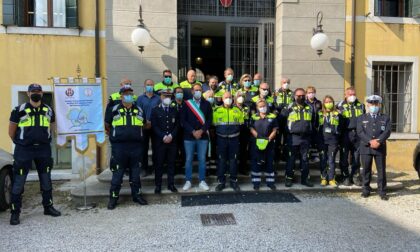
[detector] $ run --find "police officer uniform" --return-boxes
[251,95,275,114]
[356,95,391,200]
[105,86,147,209]
[213,104,244,191]
[250,112,278,190]
[275,88,294,161]
[237,102,252,174]
[9,84,61,225]
[306,97,323,161]
[215,81,240,99]
[318,110,342,184]
[282,102,314,187]
[172,98,185,174]
[154,80,179,95]
[241,86,258,108]
[337,98,365,185]
[151,91,179,194]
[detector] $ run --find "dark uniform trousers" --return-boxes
[238,124,250,173]
[155,141,177,187]
[251,141,275,186]
[339,129,361,177]
[217,136,239,183]
[286,136,310,180]
[110,143,143,199]
[320,143,339,180]
[11,144,53,213]
[361,154,386,193]
[142,128,156,173]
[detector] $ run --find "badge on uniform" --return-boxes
[268,119,273,122]
[172,118,175,123]
[324,127,332,133]
[381,126,385,131]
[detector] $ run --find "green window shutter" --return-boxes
[2,0,15,25]
[66,0,78,28]
[413,0,420,17]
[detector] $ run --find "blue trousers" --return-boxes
[11,144,53,213]
[184,140,208,181]
[110,143,143,199]
[251,141,275,186]
[339,130,361,177]
[216,136,239,184]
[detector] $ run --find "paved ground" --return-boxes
[1,171,419,252]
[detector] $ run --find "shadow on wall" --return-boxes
[106,0,178,94]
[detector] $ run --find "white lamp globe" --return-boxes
[131,27,151,47]
[310,32,329,51]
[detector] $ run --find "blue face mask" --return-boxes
[123,95,134,103]
[369,106,379,114]
[175,93,184,100]
[207,97,214,104]
[244,81,251,88]
[164,77,172,85]
[193,91,202,99]
[226,75,233,82]
[253,80,261,87]
[145,85,153,93]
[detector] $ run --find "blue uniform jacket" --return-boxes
[356,113,391,156]
[151,104,179,142]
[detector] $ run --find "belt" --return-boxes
[217,132,240,138]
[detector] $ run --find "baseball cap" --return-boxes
[28,84,42,92]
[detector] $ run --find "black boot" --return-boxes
[133,195,148,205]
[107,197,118,210]
[10,212,20,225]
[230,182,240,192]
[215,183,226,192]
[44,206,61,217]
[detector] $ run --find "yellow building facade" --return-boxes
[344,0,420,170]
[0,0,107,174]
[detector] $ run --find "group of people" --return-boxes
[7,67,391,224]
[105,67,392,209]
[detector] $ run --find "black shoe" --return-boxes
[380,194,389,201]
[253,184,260,191]
[301,180,314,187]
[361,191,370,198]
[267,184,276,191]
[107,198,118,210]
[154,186,161,194]
[167,185,178,193]
[343,177,352,186]
[230,182,240,192]
[215,183,226,192]
[133,195,148,205]
[285,178,293,187]
[10,212,20,225]
[353,175,362,186]
[44,206,61,217]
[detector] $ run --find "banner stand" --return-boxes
[76,154,96,211]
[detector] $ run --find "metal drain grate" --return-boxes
[200,213,237,226]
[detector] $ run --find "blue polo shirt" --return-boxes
[136,93,161,121]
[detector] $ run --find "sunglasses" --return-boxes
[164,76,172,78]
[260,88,269,91]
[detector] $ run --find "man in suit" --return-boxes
[180,83,213,191]
[151,89,179,194]
[356,95,391,200]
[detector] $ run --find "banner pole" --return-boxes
[77,152,96,211]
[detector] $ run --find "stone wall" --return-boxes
[276,0,346,101]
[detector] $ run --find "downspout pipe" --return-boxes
[95,0,100,78]
[350,0,356,87]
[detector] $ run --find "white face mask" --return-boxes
[163,97,171,106]
[347,95,356,103]
[223,98,233,106]
[282,83,290,90]
[237,96,244,104]
[258,106,267,114]
[307,93,315,100]
[260,90,269,97]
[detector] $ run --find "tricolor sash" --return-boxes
[185,99,205,125]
